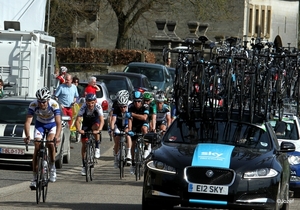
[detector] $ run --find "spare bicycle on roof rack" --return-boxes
[163,36,300,124]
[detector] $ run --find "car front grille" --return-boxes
[0,137,30,146]
[185,167,235,185]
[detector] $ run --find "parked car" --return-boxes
[269,113,300,190]
[108,72,154,93]
[123,62,173,97]
[78,81,113,129]
[93,74,135,101]
[166,67,175,81]
[142,117,294,210]
[0,97,71,168]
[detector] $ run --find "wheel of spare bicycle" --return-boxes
[186,71,193,119]
[85,142,91,182]
[36,157,43,204]
[42,157,49,203]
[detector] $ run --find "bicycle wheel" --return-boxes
[90,142,95,181]
[36,157,43,204]
[134,143,140,181]
[85,142,91,182]
[42,157,49,203]
[119,140,125,179]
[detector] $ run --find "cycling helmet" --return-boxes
[117,94,129,105]
[133,90,143,100]
[116,89,129,99]
[155,92,165,102]
[143,92,153,100]
[36,87,51,100]
[85,93,97,101]
[60,66,68,73]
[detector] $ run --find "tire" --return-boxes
[135,144,140,181]
[90,143,95,181]
[85,142,91,182]
[63,139,71,164]
[36,157,42,204]
[55,148,63,169]
[119,141,125,179]
[42,159,49,203]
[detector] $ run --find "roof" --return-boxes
[109,72,148,78]
[0,96,35,102]
[126,62,165,68]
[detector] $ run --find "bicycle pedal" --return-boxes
[30,186,36,190]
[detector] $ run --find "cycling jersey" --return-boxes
[153,103,170,122]
[128,102,149,130]
[28,99,61,124]
[77,102,103,128]
[148,101,156,119]
[112,107,130,129]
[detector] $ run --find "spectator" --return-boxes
[165,57,171,67]
[55,66,68,84]
[84,76,100,96]
[55,74,79,128]
[72,76,84,99]
[0,79,4,98]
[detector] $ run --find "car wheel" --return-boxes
[142,191,171,210]
[63,139,71,164]
[55,147,63,169]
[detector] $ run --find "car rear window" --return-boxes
[125,66,164,82]
[94,77,128,95]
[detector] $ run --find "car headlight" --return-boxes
[288,155,300,165]
[147,160,176,174]
[243,168,278,178]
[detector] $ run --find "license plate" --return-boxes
[0,148,25,155]
[188,183,228,195]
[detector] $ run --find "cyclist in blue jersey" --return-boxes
[110,91,133,168]
[75,94,104,176]
[24,87,62,189]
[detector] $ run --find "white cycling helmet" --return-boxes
[116,89,129,99]
[155,92,165,102]
[117,94,129,105]
[36,87,51,100]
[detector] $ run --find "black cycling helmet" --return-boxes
[85,93,97,101]
[132,90,143,100]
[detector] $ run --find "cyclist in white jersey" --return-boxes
[24,87,62,189]
[152,91,171,132]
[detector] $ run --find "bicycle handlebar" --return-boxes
[25,138,57,152]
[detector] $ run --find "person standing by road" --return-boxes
[24,87,62,189]
[84,76,100,96]
[55,74,79,128]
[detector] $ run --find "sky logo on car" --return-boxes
[192,143,234,168]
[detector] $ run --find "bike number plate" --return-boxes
[0,148,25,155]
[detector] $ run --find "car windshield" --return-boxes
[125,66,164,82]
[269,118,299,140]
[165,120,271,151]
[79,83,104,98]
[0,103,36,124]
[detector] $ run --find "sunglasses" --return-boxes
[134,100,142,103]
[38,100,47,104]
[119,105,127,108]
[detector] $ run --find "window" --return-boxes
[248,5,253,36]
[266,6,271,38]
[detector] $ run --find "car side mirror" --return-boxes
[144,133,160,145]
[279,141,295,153]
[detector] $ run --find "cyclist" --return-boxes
[75,93,104,176]
[152,91,171,133]
[128,91,149,173]
[24,87,62,189]
[110,91,134,168]
[142,91,156,131]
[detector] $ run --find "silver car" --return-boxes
[0,97,71,168]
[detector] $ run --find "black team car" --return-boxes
[142,116,295,210]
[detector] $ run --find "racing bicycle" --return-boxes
[25,130,56,204]
[83,130,101,182]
